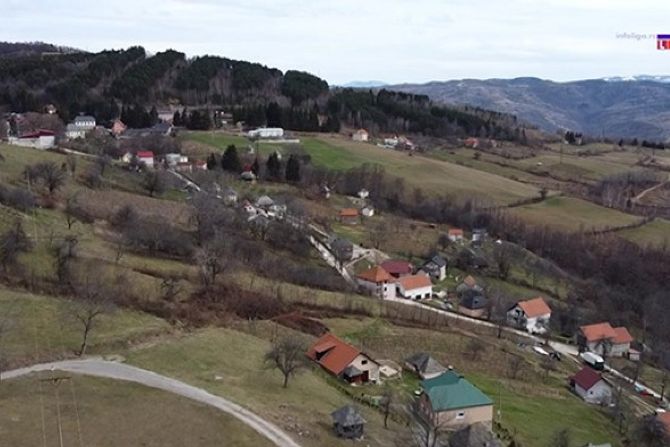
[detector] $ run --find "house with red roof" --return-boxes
[396,274,433,300]
[380,259,414,278]
[352,129,369,142]
[136,151,155,168]
[577,322,633,357]
[507,297,552,334]
[8,129,55,149]
[339,208,359,225]
[570,367,612,404]
[356,266,396,299]
[448,228,465,242]
[306,333,380,385]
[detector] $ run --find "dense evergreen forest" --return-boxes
[0,44,527,141]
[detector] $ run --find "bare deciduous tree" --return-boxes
[264,335,308,388]
[506,355,524,380]
[142,170,167,197]
[0,220,32,273]
[464,338,486,361]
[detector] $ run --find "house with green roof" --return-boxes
[418,371,494,429]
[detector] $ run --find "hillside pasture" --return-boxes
[510,196,642,232]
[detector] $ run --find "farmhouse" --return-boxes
[506,297,552,334]
[356,266,396,299]
[380,259,414,278]
[361,206,375,217]
[464,137,480,149]
[405,352,447,379]
[339,208,359,225]
[570,367,612,405]
[420,254,448,281]
[111,119,127,136]
[418,371,494,429]
[8,129,55,149]
[306,333,380,384]
[577,323,633,357]
[448,228,465,242]
[396,274,433,300]
[136,151,155,168]
[352,129,369,142]
[248,127,284,139]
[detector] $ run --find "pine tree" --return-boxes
[266,152,281,180]
[221,145,241,172]
[285,155,301,183]
[149,106,159,126]
[173,110,181,126]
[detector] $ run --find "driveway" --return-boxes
[2,359,301,447]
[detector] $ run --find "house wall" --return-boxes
[585,340,629,357]
[397,284,432,300]
[349,354,380,383]
[575,381,612,405]
[419,395,493,428]
[357,279,396,300]
[506,308,551,333]
[8,136,55,149]
[139,157,155,168]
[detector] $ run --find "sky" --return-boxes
[2,0,669,85]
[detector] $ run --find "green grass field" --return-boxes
[0,288,170,367]
[617,218,670,248]
[511,196,642,231]
[1,374,272,447]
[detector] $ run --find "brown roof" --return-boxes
[579,323,617,343]
[306,333,361,376]
[517,297,551,318]
[397,274,432,291]
[612,327,633,344]
[356,266,393,283]
[380,259,414,276]
[448,228,464,236]
[463,275,477,288]
[658,412,670,434]
[340,208,359,218]
[572,367,605,391]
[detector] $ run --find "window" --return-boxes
[361,360,368,365]
[456,412,465,419]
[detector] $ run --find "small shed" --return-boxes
[331,405,366,439]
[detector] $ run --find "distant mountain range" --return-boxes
[386,77,670,141]
[340,80,388,88]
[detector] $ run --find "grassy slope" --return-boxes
[617,218,670,248]
[125,327,401,447]
[1,374,272,447]
[0,287,170,367]
[511,196,641,231]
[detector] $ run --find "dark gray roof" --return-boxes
[449,423,502,447]
[405,352,446,376]
[460,290,488,309]
[331,405,366,427]
[429,254,448,267]
[74,115,95,123]
[342,365,362,378]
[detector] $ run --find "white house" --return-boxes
[247,127,284,139]
[448,228,464,242]
[164,153,188,167]
[577,323,633,358]
[8,130,55,149]
[361,206,375,217]
[73,115,96,129]
[571,367,612,405]
[352,129,369,142]
[396,274,433,300]
[137,151,155,168]
[507,297,552,334]
[65,124,87,140]
[356,266,396,300]
[358,189,369,199]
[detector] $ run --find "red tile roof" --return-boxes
[306,333,360,376]
[397,274,432,291]
[517,297,551,318]
[580,323,617,343]
[463,275,477,288]
[340,208,359,218]
[137,151,154,158]
[448,228,464,236]
[612,327,633,344]
[380,260,413,276]
[356,266,393,283]
[572,367,604,391]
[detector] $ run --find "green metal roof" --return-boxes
[422,371,493,411]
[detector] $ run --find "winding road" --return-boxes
[2,359,301,447]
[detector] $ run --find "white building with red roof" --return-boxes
[136,151,155,168]
[570,367,612,404]
[396,274,433,300]
[507,297,552,334]
[577,322,633,357]
[356,266,396,300]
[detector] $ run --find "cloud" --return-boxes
[0,0,667,84]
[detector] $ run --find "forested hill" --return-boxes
[0,44,527,141]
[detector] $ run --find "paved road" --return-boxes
[2,359,301,447]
